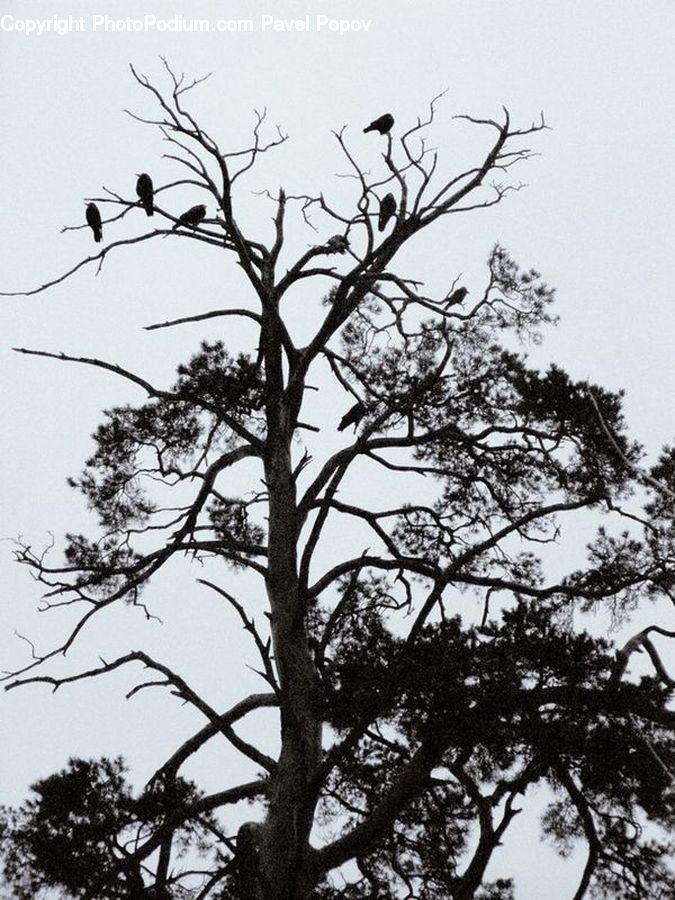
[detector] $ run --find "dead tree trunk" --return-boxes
[251,302,323,900]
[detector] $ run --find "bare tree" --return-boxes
[1,62,673,900]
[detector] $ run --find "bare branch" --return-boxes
[144,308,262,331]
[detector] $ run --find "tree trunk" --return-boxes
[254,307,323,899]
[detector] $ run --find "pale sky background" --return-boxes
[0,1,673,897]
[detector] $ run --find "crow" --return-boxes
[338,401,366,432]
[378,193,397,232]
[363,113,394,135]
[85,203,102,243]
[324,234,349,254]
[136,173,154,216]
[445,286,468,306]
[172,204,207,230]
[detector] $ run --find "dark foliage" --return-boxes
[0,758,212,899]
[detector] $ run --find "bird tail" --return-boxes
[337,420,347,432]
[95,231,102,242]
[145,205,154,217]
[363,125,374,134]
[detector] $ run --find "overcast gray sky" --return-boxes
[1,1,673,897]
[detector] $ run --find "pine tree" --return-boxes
[2,65,673,900]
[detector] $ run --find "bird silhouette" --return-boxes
[324,235,349,254]
[85,203,102,243]
[445,286,468,306]
[136,173,154,217]
[338,401,366,432]
[172,204,207,230]
[363,113,394,135]
[378,193,397,232]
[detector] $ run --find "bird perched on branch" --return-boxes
[364,113,394,135]
[378,193,397,232]
[136,173,154,217]
[324,235,349,254]
[172,204,207,230]
[445,286,468,306]
[85,203,102,243]
[338,401,366,432]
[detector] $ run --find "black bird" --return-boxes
[363,113,394,135]
[136,173,154,216]
[172,204,207,230]
[378,193,397,232]
[85,203,102,243]
[324,234,349,254]
[445,286,468,306]
[338,401,366,432]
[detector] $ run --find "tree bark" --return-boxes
[254,303,323,899]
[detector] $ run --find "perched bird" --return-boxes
[445,286,468,306]
[136,173,154,217]
[85,203,102,243]
[378,193,397,232]
[363,113,394,135]
[338,401,366,432]
[172,204,207,230]
[324,234,349,254]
